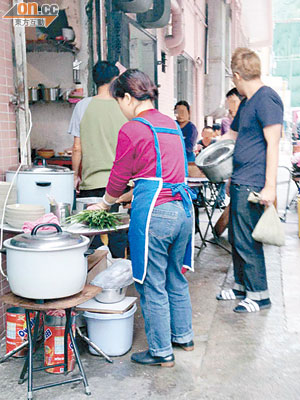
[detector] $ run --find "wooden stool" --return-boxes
[1,285,101,400]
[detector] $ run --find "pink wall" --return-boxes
[231,0,248,50]
[157,0,206,136]
[0,0,19,339]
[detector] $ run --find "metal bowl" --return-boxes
[76,197,103,212]
[195,139,235,183]
[94,287,128,304]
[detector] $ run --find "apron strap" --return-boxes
[133,116,189,178]
[163,182,196,217]
[133,117,162,177]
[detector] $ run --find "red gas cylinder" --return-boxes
[44,310,76,374]
[6,307,37,357]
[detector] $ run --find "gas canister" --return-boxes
[6,307,38,357]
[44,311,76,374]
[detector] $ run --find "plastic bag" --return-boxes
[248,191,285,246]
[96,245,114,267]
[252,204,285,246]
[91,259,133,289]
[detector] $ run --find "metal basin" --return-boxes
[195,139,235,183]
[76,197,103,212]
[95,287,128,304]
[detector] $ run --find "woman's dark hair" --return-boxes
[110,69,158,101]
[174,100,190,112]
[92,61,119,88]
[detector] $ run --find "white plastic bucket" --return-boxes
[84,303,137,356]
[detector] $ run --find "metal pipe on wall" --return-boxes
[165,0,184,49]
[95,0,101,62]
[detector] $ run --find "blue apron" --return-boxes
[129,117,196,283]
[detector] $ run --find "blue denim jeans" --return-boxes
[229,184,269,300]
[217,183,226,203]
[135,201,194,357]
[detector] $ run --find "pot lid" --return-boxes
[10,223,85,250]
[195,139,235,168]
[7,157,71,173]
[8,164,71,173]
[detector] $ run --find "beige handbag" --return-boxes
[248,192,285,247]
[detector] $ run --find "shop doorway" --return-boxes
[128,22,157,86]
[174,54,194,105]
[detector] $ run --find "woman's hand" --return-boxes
[116,189,134,209]
[87,201,110,211]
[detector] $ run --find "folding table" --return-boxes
[187,177,231,255]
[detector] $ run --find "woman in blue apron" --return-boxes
[89,70,195,367]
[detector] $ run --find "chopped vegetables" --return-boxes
[66,210,121,230]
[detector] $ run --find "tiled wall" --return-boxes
[0,0,18,339]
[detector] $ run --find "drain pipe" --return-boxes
[165,0,184,49]
[169,36,185,56]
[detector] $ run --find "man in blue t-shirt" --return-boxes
[216,48,283,313]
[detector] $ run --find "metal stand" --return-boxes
[193,182,231,255]
[20,308,91,400]
[76,326,113,363]
[277,166,293,222]
[0,286,101,399]
[0,341,29,364]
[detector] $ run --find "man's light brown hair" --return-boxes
[231,48,261,81]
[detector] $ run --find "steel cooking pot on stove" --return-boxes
[195,139,235,183]
[28,87,38,103]
[44,87,60,102]
[3,223,90,299]
[6,157,74,213]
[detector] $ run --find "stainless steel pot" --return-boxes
[28,87,38,103]
[50,202,71,225]
[3,223,90,300]
[195,139,235,183]
[95,286,128,304]
[44,87,60,102]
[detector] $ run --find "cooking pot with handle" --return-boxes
[195,139,235,183]
[3,223,90,299]
[6,157,74,213]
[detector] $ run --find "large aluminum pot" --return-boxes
[195,139,235,183]
[3,223,90,300]
[6,157,74,213]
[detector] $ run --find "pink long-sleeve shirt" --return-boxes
[106,109,186,206]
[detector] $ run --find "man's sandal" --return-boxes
[233,298,271,313]
[216,289,246,301]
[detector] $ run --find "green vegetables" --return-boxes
[66,210,121,230]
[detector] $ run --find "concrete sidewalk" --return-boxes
[1,202,300,400]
